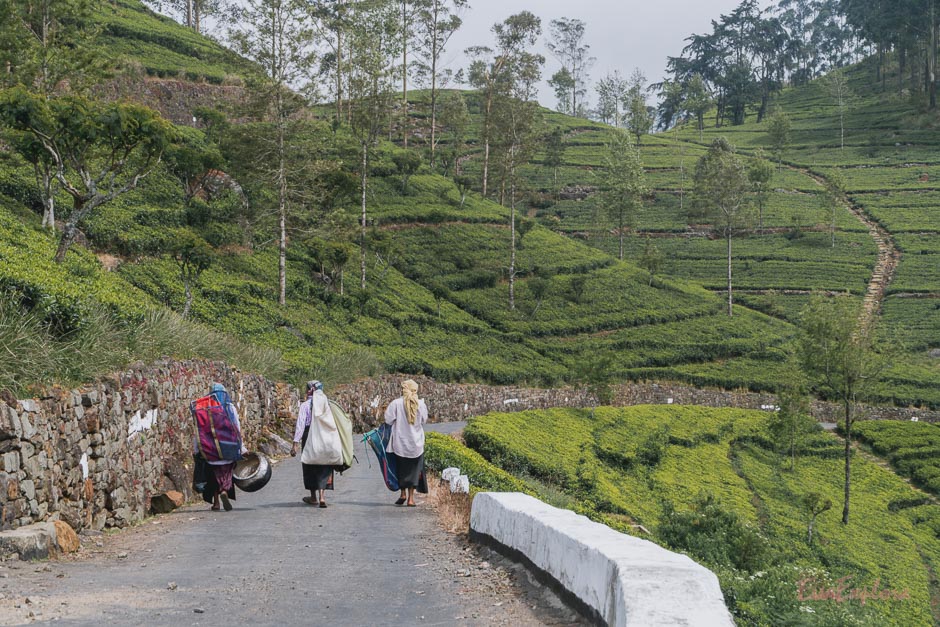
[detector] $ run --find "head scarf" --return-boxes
[210,383,226,394]
[402,379,419,425]
[306,380,323,397]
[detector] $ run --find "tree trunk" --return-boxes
[842,399,852,524]
[183,278,193,319]
[931,4,938,110]
[726,230,733,317]
[401,0,409,147]
[509,158,516,311]
[482,91,492,197]
[429,17,439,164]
[336,25,343,125]
[360,143,368,290]
[40,169,55,232]
[618,214,624,261]
[54,199,88,263]
[278,108,287,307]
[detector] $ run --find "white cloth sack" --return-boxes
[301,396,343,466]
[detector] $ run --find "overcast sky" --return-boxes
[442,0,762,108]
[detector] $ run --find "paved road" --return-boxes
[0,422,568,626]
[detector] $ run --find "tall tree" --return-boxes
[436,90,470,175]
[145,0,227,33]
[347,0,399,290]
[821,68,855,151]
[624,68,654,145]
[230,0,314,306]
[310,0,351,127]
[548,66,576,115]
[748,148,774,233]
[692,138,750,316]
[799,293,885,524]
[485,12,543,310]
[602,130,647,261]
[413,0,467,162]
[683,74,712,140]
[0,89,178,262]
[466,11,541,199]
[594,70,629,127]
[545,17,595,117]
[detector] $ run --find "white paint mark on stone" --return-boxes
[370,396,381,409]
[503,398,519,405]
[912,417,920,422]
[441,468,460,482]
[127,411,143,439]
[79,454,89,480]
[667,398,674,404]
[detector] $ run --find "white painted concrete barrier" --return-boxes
[470,492,733,627]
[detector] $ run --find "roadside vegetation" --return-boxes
[426,406,940,625]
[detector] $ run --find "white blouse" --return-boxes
[384,397,428,459]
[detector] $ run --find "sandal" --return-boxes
[302,496,317,506]
[407,502,416,507]
[211,505,220,511]
[394,497,406,506]
[220,493,232,512]
[319,501,328,508]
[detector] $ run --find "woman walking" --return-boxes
[192,383,245,512]
[384,379,429,507]
[291,380,341,508]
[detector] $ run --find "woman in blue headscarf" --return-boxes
[193,383,246,511]
[291,380,340,507]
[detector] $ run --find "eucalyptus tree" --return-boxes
[436,90,470,175]
[799,292,885,525]
[683,74,712,140]
[310,0,351,126]
[347,0,399,289]
[413,0,467,162]
[230,0,315,305]
[601,130,647,261]
[595,70,629,127]
[546,17,595,118]
[766,108,791,167]
[692,138,750,316]
[145,0,226,33]
[821,68,855,151]
[748,149,774,233]
[466,11,541,199]
[544,127,566,199]
[624,69,654,145]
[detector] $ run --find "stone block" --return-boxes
[17,399,39,413]
[3,451,19,473]
[0,406,20,439]
[0,523,55,560]
[19,413,36,439]
[20,480,35,500]
[470,492,733,627]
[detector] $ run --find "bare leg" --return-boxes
[212,494,220,510]
[406,487,416,506]
[319,489,327,505]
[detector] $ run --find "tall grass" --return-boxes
[0,301,285,395]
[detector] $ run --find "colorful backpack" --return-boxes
[191,390,243,463]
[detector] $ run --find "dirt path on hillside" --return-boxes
[801,169,901,332]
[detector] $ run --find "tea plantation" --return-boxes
[430,406,940,625]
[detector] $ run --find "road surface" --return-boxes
[0,423,581,626]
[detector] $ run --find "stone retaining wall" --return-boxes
[331,375,940,430]
[0,360,296,533]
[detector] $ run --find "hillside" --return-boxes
[424,60,938,408]
[0,2,935,410]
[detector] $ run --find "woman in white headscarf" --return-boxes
[291,380,340,507]
[384,379,429,506]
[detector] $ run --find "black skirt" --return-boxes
[393,453,427,493]
[301,426,334,491]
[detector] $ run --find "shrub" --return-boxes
[658,493,769,572]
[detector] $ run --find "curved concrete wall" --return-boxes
[469,492,733,627]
